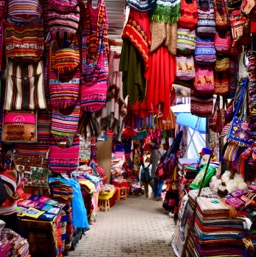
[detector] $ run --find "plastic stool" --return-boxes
[115,188,121,201]
[99,199,110,212]
[119,187,128,200]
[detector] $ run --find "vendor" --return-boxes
[0,161,23,235]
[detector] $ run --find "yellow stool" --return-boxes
[98,199,110,212]
[98,189,115,212]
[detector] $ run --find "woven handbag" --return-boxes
[215,56,230,72]
[48,68,80,109]
[51,101,81,142]
[194,65,214,95]
[228,77,254,147]
[214,31,231,54]
[7,0,43,23]
[5,22,44,63]
[195,36,216,65]
[176,27,196,54]
[214,71,229,96]
[4,60,47,111]
[49,135,80,174]
[48,1,80,41]
[178,0,198,29]
[190,96,213,117]
[214,0,228,30]
[2,111,37,143]
[51,36,80,82]
[197,0,216,37]
[176,55,195,81]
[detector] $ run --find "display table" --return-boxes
[20,213,63,257]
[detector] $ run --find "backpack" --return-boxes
[141,163,152,183]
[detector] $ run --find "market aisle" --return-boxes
[68,195,176,257]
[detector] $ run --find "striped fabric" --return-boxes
[48,4,80,40]
[49,0,79,13]
[49,135,80,174]
[80,0,109,112]
[177,28,196,53]
[14,143,49,157]
[4,60,47,111]
[37,110,51,143]
[51,36,80,82]
[190,96,213,117]
[7,0,43,23]
[5,22,44,63]
[51,101,81,140]
[126,0,155,12]
[48,68,80,109]
[197,1,216,37]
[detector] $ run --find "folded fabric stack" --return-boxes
[0,228,30,257]
[186,195,249,257]
[51,182,74,201]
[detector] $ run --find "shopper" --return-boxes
[140,156,153,198]
[150,143,166,201]
[0,162,23,235]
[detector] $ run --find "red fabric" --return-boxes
[128,46,176,119]
[146,46,176,120]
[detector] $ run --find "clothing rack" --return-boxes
[108,38,123,47]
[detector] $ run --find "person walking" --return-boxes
[150,143,166,201]
[140,156,153,198]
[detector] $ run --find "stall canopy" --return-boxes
[170,104,206,134]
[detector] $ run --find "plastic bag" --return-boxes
[189,164,216,190]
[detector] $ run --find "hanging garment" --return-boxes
[80,0,109,112]
[145,45,176,120]
[122,7,151,72]
[119,38,146,106]
[99,51,128,134]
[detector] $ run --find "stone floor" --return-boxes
[68,194,177,257]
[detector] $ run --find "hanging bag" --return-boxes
[48,0,80,42]
[214,71,229,96]
[7,0,43,23]
[49,135,80,174]
[197,0,216,37]
[194,65,214,95]
[190,95,213,117]
[176,55,195,81]
[51,36,80,82]
[4,60,46,111]
[2,110,37,143]
[176,27,196,53]
[209,95,225,133]
[178,0,198,29]
[214,31,231,54]
[214,0,228,30]
[5,22,44,63]
[80,0,109,112]
[228,77,253,147]
[51,101,81,143]
[195,36,216,65]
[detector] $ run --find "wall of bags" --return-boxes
[0,0,111,180]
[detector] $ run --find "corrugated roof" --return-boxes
[105,0,125,40]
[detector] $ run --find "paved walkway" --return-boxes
[68,195,176,257]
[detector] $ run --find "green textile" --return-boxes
[119,38,146,106]
[151,4,180,25]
